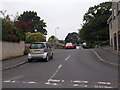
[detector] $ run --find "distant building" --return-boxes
[107,1,120,51]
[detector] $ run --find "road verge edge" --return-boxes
[92,49,119,67]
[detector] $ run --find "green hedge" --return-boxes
[25,32,46,43]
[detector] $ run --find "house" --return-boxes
[107,1,120,51]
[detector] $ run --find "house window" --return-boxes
[118,2,120,13]
[113,8,116,17]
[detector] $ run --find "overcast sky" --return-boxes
[0,0,110,40]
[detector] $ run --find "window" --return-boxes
[113,8,116,17]
[113,8,117,19]
[118,2,120,13]
[30,43,45,49]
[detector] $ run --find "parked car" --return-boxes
[65,43,76,49]
[76,45,83,49]
[28,42,53,62]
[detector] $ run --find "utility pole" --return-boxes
[55,27,59,37]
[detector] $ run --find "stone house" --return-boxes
[108,1,120,51]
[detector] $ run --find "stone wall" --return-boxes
[0,41,25,60]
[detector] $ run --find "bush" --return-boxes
[24,47,29,55]
[2,19,25,42]
[56,44,64,49]
[25,32,46,43]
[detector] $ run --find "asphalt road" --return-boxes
[2,49,118,88]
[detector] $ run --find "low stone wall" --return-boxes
[0,41,25,60]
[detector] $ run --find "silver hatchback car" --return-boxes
[28,42,53,62]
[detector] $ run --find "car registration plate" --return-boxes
[34,50,41,52]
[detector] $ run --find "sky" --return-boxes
[0,0,110,40]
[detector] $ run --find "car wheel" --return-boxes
[45,55,49,62]
[28,59,32,62]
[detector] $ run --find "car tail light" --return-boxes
[44,49,47,52]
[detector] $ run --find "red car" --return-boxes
[65,43,75,49]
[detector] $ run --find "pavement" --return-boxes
[93,46,120,66]
[1,47,120,70]
[1,55,28,70]
[1,49,64,70]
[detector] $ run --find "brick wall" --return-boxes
[0,41,25,60]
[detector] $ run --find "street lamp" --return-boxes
[55,27,59,37]
[34,29,37,32]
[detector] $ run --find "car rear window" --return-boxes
[66,43,72,45]
[30,43,45,49]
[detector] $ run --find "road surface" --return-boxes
[2,49,118,88]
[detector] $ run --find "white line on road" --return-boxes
[71,80,88,84]
[97,81,111,85]
[45,64,63,85]
[92,50,104,61]
[73,84,88,87]
[6,75,24,81]
[92,50,119,66]
[51,64,62,78]
[94,85,113,88]
[27,81,37,84]
[65,55,71,61]
[48,79,61,82]
[3,80,11,83]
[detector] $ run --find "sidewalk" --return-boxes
[2,55,28,70]
[94,46,120,66]
[1,49,62,70]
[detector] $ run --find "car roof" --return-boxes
[32,42,49,44]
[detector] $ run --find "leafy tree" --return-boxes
[14,20,32,33]
[79,2,112,47]
[58,40,65,44]
[65,32,79,44]
[25,32,46,43]
[48,35,58,42]
[17,11,47,35]
[2,19,25,42]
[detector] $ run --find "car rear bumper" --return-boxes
[28,52,47,59]
[65,46,75,49]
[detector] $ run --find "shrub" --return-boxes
[24,47,29,55]
[25,32,46,43]
[2,19,25,42]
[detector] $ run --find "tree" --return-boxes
[65,32,79,44]
[48,35,58,42]
[1,17,25,42]
[79,2,112,47]
[25,32,46,43]
[58,40,65,44]
[16,11,47,35]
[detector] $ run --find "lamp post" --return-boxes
[34,29,37,32]
[55,27,59,38]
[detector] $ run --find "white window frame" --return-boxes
[118,2,120,11]
[113,8,117,16]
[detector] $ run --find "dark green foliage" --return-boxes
[25,32,46,43]
[17,11,47,35]
[2,19,25,42]
[48,35,58,42]
[58,40,65,44]
[24,47,29,55]
[79,2,112,48]
[65,32,79,44]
